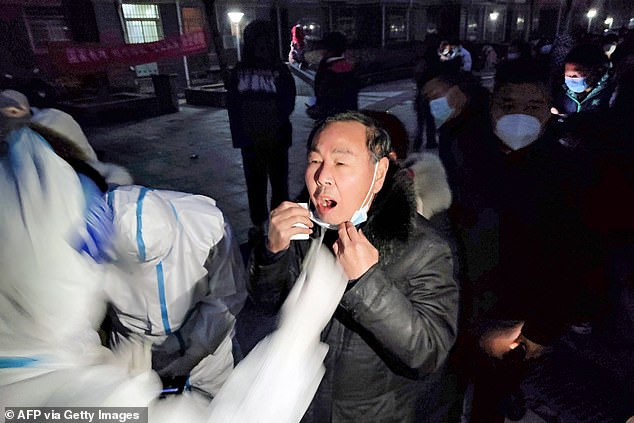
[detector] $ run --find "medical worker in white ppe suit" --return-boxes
[103,185,248,399]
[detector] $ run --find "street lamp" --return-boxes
[227,11,244,62]
[489,11,499,41]
[586,9,597,33]
[604,16,613,30]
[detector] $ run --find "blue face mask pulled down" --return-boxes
[310,162,379,230]
[429,96,454,128]
[565,76,588,93]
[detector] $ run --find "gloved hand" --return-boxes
[75,172,114,262]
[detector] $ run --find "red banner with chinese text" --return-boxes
[48,30,208,73]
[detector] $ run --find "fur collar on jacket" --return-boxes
[363,161,417,261]
[405,153,452,220]
[362,156,452,263]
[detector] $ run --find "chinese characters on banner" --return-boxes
[49,30,208,73]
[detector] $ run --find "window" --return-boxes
[466,7,484,42]
[335,16,356,41]
[24,7,72,53]
[387,14,406,41]
[182,7,204,33]
[121,3,163,44]
[298,19,322,41]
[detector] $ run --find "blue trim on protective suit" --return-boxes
[136,187,149,261]
[156,261,172,334]
[0,356,39,368]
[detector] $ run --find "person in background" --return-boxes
[413,34,442,151]
[226,20,296,245]
[547,33,577,98]
[289,24,306,68]
[103,186,248,400]
[611,30,634,66]
[421,71,494,292]
[481,45,498,71]
[306,32,358,120]
[437,40,473,72]
[456,41,473,72]
[248,111,458,422]
[555,44,634,369]
[413,35,462,151]
[465,59,606,422]
[506,39,533,62]
[553,43,614,115]
[601,33,619,60]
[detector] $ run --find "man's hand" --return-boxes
[267,201,313,254]
[480,322,548,360]
[333,222,379,280]
[480,322,524,359]
[517,334,546,360]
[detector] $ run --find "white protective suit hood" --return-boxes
[111,188,178,264]
[106,186,225,336]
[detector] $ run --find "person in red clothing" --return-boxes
[288,24,306,68]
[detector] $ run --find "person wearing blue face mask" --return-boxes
[424,76,468,129]
[248,111,459,423]
[421,72,489,201]
[553,43,615,115]
[413,36,462,151]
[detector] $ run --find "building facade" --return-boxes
[1,0,631,99]
[0,0,211,98]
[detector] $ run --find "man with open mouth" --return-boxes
[248,111,459,422]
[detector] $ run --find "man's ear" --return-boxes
[372,157,390,194]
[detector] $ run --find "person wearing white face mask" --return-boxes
[248,111,459,423]
[463,59,609,422]
[489,76,550,153]
[493,113,543,150]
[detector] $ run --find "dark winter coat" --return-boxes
[226,61,296,149]
[443,114,605,344]
[308,56,358,119]
[248,164,459,422]
[554,71,615,115]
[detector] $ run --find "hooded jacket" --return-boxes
[248,164,458,422]
[104,186,247,396]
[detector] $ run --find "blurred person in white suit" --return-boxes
[103,186,248,399]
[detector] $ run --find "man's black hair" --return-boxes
[494,58,547,85]
[309,111,392,162]
[564,43,608,71]
[322,32,347,56]
[242,20,276,66]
